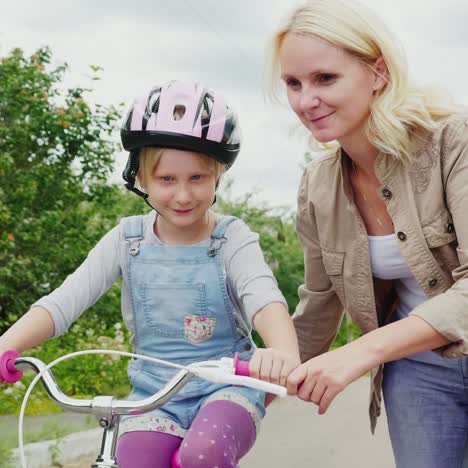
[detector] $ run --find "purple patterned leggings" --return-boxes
[116,400,256,467]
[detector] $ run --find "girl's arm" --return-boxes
[0,306,55,354]
[253,303,300,358]
[222,218,300,387]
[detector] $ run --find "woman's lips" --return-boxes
[310,111,334,122]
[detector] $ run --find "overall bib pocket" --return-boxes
[141,282,216,340]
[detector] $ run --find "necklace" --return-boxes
[352,161,385,227]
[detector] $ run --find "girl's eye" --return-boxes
[161,176,172,182]
[191,175,201,180]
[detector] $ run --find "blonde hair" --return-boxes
[269,0,459,165]
[138,147,225,183]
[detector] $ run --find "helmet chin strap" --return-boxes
[123,180,159,212]
[122,151,159,212]
[212,181,218,206]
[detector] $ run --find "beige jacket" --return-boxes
[292,112,468,432]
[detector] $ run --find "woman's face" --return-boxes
[279,33,385,147]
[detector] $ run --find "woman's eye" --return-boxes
[285,78,301,89]
[318,74,337,84]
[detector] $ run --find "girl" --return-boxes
[269,1,468,467]
[0,80,300,467]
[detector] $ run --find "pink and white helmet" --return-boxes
[121,81,241,173]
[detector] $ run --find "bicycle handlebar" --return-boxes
[0,350,286,420]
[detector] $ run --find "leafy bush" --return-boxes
[0,47,122,332]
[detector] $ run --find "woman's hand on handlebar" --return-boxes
[286,344,372,414]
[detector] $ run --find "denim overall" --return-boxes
[120,215,265,437]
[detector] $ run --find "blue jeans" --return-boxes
[383,353,468,468]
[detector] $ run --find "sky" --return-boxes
[1,0,468,211]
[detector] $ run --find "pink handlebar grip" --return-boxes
[0,350,23,383]
[233,352,250,377]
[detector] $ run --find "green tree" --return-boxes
[0,47,122,332]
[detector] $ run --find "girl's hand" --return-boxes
[286,345,374,415]
[249,348,301,388]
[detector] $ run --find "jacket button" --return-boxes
[397,231,407,241]
[447,223,455,233]
[243,343,252,351]
[382,188,393,199]
[428,278,438,288]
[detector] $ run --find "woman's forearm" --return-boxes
[0,306,55,354]
[349,315,450,369]
[253,303,300,359]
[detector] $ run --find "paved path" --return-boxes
[242,377,394,467]
[66,377,395,467]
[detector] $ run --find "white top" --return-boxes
[367,234,446,363]
[368,234,428,320]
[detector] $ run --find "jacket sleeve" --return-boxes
[410,117,468,357]
[292,166,344,363]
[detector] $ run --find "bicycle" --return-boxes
[0,349,287,468]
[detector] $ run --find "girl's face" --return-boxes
[140,149,217,233]
[279,33,385,147]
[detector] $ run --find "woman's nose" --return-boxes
[299,89,320,112]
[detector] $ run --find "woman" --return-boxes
[269,1,468,467]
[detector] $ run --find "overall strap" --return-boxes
[208,215,238,257]
[122,215,145,256]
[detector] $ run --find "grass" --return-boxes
[0,412,96,455]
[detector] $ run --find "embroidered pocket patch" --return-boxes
[184,315,216,343]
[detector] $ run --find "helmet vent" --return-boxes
[173,105,186,121]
